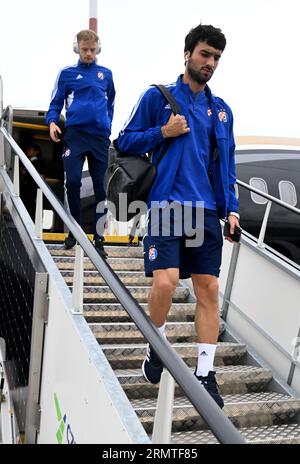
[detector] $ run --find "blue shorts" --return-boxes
[143,206,223,279]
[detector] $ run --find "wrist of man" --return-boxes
[228,211,240,220]
[161,125,169,138]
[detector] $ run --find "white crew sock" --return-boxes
[157,323,166,337]
[196,343,217,377]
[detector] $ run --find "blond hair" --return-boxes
[76,29,99,43]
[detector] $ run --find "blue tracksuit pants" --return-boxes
[62,128,110,240]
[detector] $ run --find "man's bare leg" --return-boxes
[148,268,179,328]
[191,274,219,375]
[192,274,219,343]
[142,268,179,384]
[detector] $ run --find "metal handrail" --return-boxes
[0,122,245,444]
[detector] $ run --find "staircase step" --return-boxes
[115,365,272,398]
[171,423,300,444]
[102,341,245,369]
[77,286,189,303]
[62,270,152,286]
[90,321,225,344]
[47,244,144,258]
[131,392,300,433]
[83,303,196,323]
[53,256,145,271]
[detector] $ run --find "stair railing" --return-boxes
[152,369,175,444]
[221,180,300,321]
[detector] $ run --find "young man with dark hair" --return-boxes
[117,24,240,408]
[46,29,115,258]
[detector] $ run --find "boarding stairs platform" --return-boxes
[42,242,300,444]
[1,76,300,444]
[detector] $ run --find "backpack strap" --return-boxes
[126,85,180,243]
[151,84,181,167]
[152,84,181,115]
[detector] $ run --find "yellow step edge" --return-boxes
[42,232,138,244]
[13,121,49,131]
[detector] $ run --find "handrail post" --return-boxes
[6,105,13,136]
[151,369,175,444]
[257,200,272,248]
[0,78,5,167]
[13,155,19,196]
[34,189,43,239]
[72,244,84,314]
[0,76,3,114]
[1,105,13,170]
[0,125,4,168]
[221,241,241,321]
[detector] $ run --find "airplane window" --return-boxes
[278,180,297,206]
[249,177,268,204]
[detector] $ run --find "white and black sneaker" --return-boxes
[194,370,224,409]
[94,238,108,259]
[64,234,76,249]
[142,344,163,384]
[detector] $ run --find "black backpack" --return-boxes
[104,85,180,222]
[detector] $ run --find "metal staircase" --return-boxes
[2,76,300,443]
[46,243,300,444]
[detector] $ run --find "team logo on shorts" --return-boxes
[149,246,158,261]
[97,72,104,80]
[218,109,228,122]
[62,148,71,158]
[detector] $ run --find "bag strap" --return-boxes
[152,84,181,115]
[128,212,143,245]
[151,84,181,167]
[126,85,180,243]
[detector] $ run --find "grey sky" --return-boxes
[0,0,299,138]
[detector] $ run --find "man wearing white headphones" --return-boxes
[46,30,115,257]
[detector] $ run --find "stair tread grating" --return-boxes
[171,423,300,444]
[131,391,300,409]
[114,365,271,377]
[100,341,245,349]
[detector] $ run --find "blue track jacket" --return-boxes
[46,60,115,137]
[117,75,238,219]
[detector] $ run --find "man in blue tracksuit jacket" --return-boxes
[117,24,240,408]
[46,29,115,257]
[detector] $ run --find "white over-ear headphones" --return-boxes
[73,32,101,54]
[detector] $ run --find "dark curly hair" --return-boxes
[184,24,226,54]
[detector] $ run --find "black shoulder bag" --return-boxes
[104,84,180,222]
